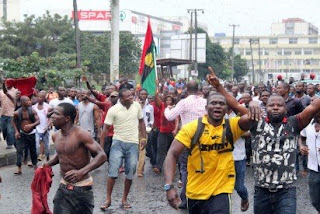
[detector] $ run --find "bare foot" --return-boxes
[301,170,308,177]
[14,167,22,175]
[100,201,111,211]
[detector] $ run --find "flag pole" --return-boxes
[153,44,158,81]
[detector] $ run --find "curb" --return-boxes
[0,144,56,167]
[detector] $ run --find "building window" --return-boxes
[284,51,292,55]
[309,37,317,44]
[245,51,251,55]
[295,50,302,55]
[304,50,312,55]
[289,38,298,44]
[265,51,269,55]
[269,38,278,44]
[233,38,240,44]
[277,51,283,55]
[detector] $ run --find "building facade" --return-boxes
[212,18,320,82]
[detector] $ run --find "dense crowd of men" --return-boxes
[0,71,319,214]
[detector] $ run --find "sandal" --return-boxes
[100,202,111,211]
[120,203,131,209]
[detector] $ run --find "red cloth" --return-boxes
[6,76,37,97]
[159,102,175,133]
[31,166,53,214]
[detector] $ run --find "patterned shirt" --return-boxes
[164,95,207,126]
[251,115,302,188]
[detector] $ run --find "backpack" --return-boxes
[188,117,234,173]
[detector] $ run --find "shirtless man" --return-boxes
[12,96,40,174]
[45,103,107,214]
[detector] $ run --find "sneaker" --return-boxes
[5,145,13,149]
[241,198,249,212]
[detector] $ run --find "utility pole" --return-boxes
[73,0,81,68]
[187,10,193,61]
[187,10,193,79]
[3,0,7,21]
[229,24,239,82]
[249,38,255,84]
[194,9,204,77]
[110,0,120,82]
[258,38,262,82]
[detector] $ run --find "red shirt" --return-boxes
[99,101,114,136]
[159,102,175,133]
[150,102,161,129]
[96,92,107,102]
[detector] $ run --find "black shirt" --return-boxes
[285,97,304,117]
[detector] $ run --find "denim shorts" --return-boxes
[308,170,320,212]
[108,139,139,180]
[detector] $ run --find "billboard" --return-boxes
[170,33,206,63]
[72,11,112,20]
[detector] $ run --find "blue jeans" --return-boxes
[1,116,15,146]
[254,186,296,214]
[35,131,50,157]
[234,159,248,200]
[308,170,320,212]
[108,139,139,180]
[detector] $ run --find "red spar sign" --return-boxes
[72,11,112,20]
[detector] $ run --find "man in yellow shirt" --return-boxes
[164,70,260,213]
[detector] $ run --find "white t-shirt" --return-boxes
[300,120,320,172]
[225,111,246,161]
[49,97,73,109]
[33,103,50,133]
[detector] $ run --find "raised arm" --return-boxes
[2,81,15,102]
[207,67,248,116]
[299,98,320,129]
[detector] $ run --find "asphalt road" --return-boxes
[0,159,317,214]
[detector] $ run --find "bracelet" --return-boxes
[140,138,147,142]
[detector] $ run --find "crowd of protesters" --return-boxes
[0,72,319,214]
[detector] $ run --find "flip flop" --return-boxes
[100,202,111,211]
[120,203,131,209]
[14,171,22,175]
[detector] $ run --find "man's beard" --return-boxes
[296,90,302,94]
[268,113,286,123]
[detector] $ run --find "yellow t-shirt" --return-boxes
[175,115,245,200]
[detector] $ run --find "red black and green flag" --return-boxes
[139,19,157,96]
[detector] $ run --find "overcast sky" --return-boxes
[21,0,320,36]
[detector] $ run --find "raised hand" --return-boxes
[207,67,221,87]
[248,101,261,121]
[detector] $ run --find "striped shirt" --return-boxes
[164,95,207,126]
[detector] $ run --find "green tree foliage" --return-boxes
[226,48,249,81]
[0,11,141,81]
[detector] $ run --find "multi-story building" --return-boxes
[212,18,320,82]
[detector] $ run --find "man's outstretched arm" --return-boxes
[207,67,248,116]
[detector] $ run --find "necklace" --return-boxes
[61,126,75,137]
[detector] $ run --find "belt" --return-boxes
[255,184,294,193]
[59,183,92,191]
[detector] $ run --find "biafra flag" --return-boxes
[139,19,157,96]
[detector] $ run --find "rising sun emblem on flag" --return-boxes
[144,52,154,68]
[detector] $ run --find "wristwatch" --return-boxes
[163,184,174,191]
